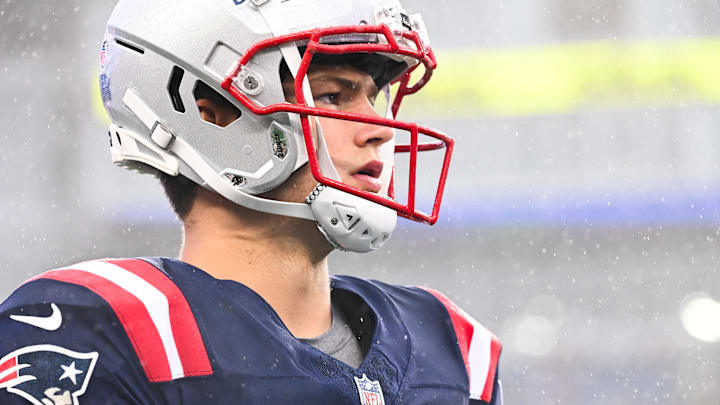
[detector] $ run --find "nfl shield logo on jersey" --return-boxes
[0,345,98,405]
[354,374,386,405]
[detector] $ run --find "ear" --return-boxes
[196,97,240,128]
[196,97,220,126]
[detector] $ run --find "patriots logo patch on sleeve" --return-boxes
[0,345,98,405]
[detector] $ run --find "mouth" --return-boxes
[351,160,384,193]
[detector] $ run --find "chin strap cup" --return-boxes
[307,185,397,253]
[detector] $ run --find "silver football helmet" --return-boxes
[100,0,454,253]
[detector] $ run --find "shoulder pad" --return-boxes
[419,287,502,403]
[23,258,212,383]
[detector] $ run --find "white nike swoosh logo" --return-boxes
[10,303,63,331]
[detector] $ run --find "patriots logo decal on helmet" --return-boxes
[0,345,98,405]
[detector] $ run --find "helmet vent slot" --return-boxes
[114,38,145,55]
[167,66,186,113]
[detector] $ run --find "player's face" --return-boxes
[196,64,395,207]
[284,64,395,194]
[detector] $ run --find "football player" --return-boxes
[0,0,502,404]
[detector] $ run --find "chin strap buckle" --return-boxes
[150,121,175,150]
[117,88,180,175]
[122,88,177,150]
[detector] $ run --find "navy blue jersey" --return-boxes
[0,258,502,405]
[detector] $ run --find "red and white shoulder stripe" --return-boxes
[28,259,212,383]
[420,288,502,403]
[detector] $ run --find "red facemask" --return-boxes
[222,23,454,225]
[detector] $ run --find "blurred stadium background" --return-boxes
[1,0,719,403]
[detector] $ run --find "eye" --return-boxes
[368,93,379,107]
[315,93,340,106]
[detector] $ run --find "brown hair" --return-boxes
[158,171,199,220]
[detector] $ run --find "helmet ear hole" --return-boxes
[192,81,242,128]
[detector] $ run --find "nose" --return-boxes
[352,99,395,148]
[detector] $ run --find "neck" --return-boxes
[180,188,334,339]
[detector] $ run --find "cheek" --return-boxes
[317,117,354,164]
[260,164,316,203]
